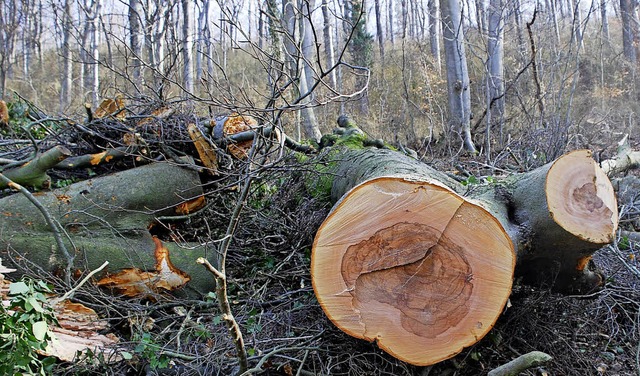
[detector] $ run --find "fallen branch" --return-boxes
[0,145,71,189]
[55,146,137,169]
[487,351,552,376]
[600,134,640,176]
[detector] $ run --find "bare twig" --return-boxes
[54,261,109,303]
[526,9,545,120]
[197,257,248,374]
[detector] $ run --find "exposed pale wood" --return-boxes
[600,135,640,176]
[313,177,514,366]
[509,149,618,289]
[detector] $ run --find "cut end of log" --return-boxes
[546,150,618,244]
[312,177,515,366]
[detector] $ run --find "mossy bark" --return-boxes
[0,161,215,296]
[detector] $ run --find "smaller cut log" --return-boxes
[508,149,618,289]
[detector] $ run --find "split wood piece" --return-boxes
[94,94,126,120]
[312,177,515,366]
[0,100,8,127]
[0,161,215,296]
[212,114,259,159]
[0,145,71,189]
[187,123,219,175]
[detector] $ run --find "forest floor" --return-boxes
[2,103,640,375]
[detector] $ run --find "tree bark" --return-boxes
[374,0,385,60]
[487,0,505,152]
[181,0,194,95]
[129,0,144,89]
[300,0,322,141]
[428,0,441,73]
[321,0,337,88]
[440,0,476,152]
[0,161,214,297]
[60,0,73,110]
[312,145,617,366]
[601,0,610,44]
[620,0,637,63]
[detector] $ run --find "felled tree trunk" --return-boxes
[312,147,617,366]
[0,161,215,297]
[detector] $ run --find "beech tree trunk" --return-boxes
[312,147,617,366]
[0,162,214,297]
[440,0,476,152]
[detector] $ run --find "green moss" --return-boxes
[305,158,339,201]
[334,129,367,148]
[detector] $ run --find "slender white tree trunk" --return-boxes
[487,0,504,153]
[321,0,337,88]
[300,0,321,141]
[182,0,194,95]
[428,0,441,73]
[440,0,476,152]
[129,0,144,89]
[60,0,73,111]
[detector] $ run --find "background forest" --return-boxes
[1,0,638,160]
[1,0,640,375]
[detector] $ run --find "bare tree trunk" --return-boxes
[549,0,561,44]
[129,0,145,89]
[300,0,321,141]
[620,0,637,63]
[571,0,584,50]
[81,0,101,107]
[196,0,211,82]
[601,0,609,43]
[476,0,486,31]
[512,0,526,57]
[440,0,476,152]
[428,0,441,73]
[182,0,194,95]
[60,0,73,111]
[258,0,265,49]
[487,0,504,154]
[374,0,385,60]
[321,0,337,88]
[388,0,395,44]
[0,0,20,99]
[154,0,168,74]
[401,0,408,38]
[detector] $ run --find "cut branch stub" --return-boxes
[312,177,515,366]
[546,149,618,243]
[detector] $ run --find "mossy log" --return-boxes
[312,146,617,366]
[0,161,216,297]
